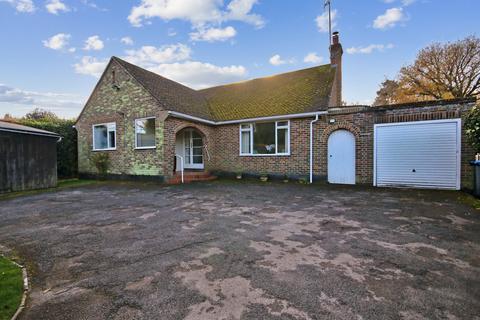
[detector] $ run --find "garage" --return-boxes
[374,119,461,190]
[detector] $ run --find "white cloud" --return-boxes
[147,62,246,89]
[124,44,192,66]
[0,0,35,12]
[45,0,69,14]
[128,0,264,28]
[83,35,104,51]
[121,36,134,45]
[43,33,71,50]
[373,7,404,29]
[81,0,107,11]
[0,83,84,116]
[74,56,109,77]
[316,9,337,33]
[190,26,236,42]
[303,52,323,64]
[346,43,394,54]
[224,0,264,28]
[269,54,285,66]
[121,42,247,89]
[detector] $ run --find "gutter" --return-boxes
[167,110,328,126]
[0,128,61,140]
[309,114,320,184]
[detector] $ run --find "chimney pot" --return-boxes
[332,31,339,45]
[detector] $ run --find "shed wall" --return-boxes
[0,132,58,193]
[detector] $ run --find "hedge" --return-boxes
[465,104,480,153]
[18,118,78,178]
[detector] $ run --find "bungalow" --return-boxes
[76,33,476,190]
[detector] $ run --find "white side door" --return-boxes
[328,130,356,185]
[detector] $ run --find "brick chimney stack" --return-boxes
[329,31,343,107]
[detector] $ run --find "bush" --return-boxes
[465,105,480,153]
[91,153,109,176]
[18,118,78,178]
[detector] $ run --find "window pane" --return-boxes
[277,121,288,127]
[277,128,287,153]
[241,131,250,154]
[108,130,115,149]
[241,124,250,130]
[193,155,203,164]
[253,122,275,154]
[94,125,107,150]
[136,118,155,148]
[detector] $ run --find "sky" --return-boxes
[0,0,478,119]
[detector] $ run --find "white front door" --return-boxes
[183,129,204,169]
[328,130,356,185]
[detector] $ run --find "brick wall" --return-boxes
[211,118,311,178]
[76,59,167,178]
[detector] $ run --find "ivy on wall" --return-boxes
[465,104,480,153]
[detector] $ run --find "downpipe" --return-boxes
[309,114,320,184]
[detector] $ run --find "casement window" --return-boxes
[135,117,156,149]
[92,123,116,151]
[239,120,290,156]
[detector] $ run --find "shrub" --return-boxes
[91,153,109,177]
[465,105,480,153]
[18,118,78,178]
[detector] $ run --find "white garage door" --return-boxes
[374,119,461,190]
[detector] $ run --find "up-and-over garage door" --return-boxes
[374,119,461,190]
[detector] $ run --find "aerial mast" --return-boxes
[324,0,332,45]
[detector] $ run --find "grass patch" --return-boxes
[457,192,480,210]
[0,257,23,320]
[0,179,100,201]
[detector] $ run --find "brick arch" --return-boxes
[173,123,210,145]
[317,122,361,183]
[320,122,360,143]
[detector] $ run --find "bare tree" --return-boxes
[24,108,58,120]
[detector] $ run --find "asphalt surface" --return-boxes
[0,181,479,320]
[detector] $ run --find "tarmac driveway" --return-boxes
[0,181,479,320]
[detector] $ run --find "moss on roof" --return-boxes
[113,57,335,122]
[200,65,335,121]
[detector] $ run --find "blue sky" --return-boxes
[0,0,478,118]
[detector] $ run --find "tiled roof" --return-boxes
[113,57,335,122]
[200,65,335,121]
[0,120,60,137]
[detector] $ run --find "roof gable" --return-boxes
[112,57,212,120]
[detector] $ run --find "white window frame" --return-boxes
[92,122,116,151]
[134,116,156,150]
[239,120,290,156]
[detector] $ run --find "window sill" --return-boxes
[92,148,116,152]
[135,146,156,150]
[239,153,290,157]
